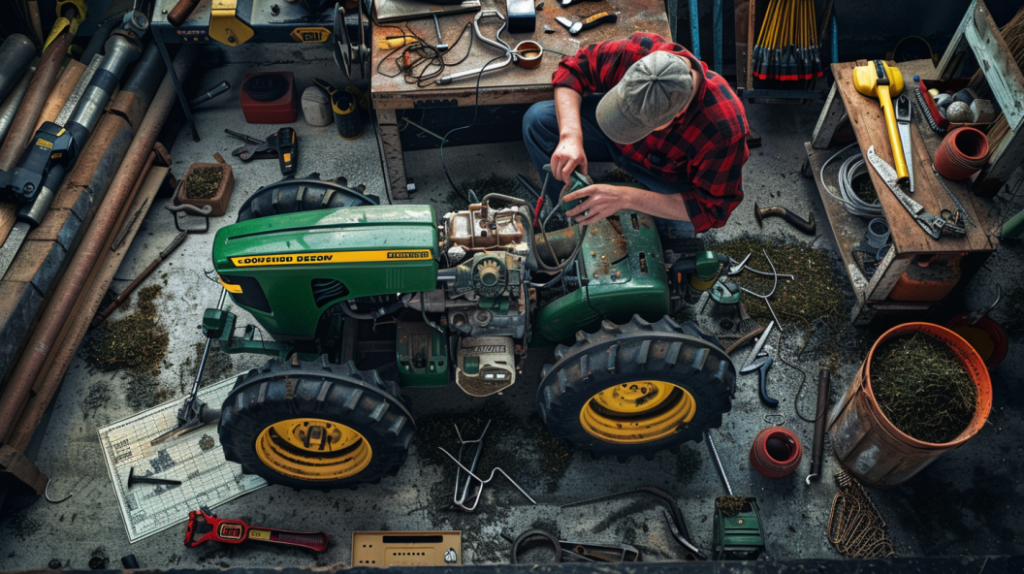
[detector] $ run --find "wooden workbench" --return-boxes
[807,59,998,325]
[370,0,672,199]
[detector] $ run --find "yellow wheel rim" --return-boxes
[579,380,697,444]
[255,417,372,481]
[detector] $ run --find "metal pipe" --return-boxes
[9,162,169,454]
[0,65,36,147]
[0,35,36,104]
[67,33,144,135]
[81,12,128,62]
[0,5,79,172]
[0,47,194,445]
[689,0,700,60]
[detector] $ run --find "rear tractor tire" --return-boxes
[537,315,735,461]
[219,356,414,490]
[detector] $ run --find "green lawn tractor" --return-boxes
[177,176,737,490]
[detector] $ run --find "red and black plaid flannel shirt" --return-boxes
[552,32,749,232]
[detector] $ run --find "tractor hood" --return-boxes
[213,205,439,339]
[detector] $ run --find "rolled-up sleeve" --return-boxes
[687,136,748,232]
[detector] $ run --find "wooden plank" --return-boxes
[811,82,844,149]
[862,246,910,302]
[832,60,994,256]
[733,0,750,89]
[369,0,671,103]
[745,0,755,91]
[376,108,409,200]
[966,0,1024,132]
[805,142,868,301]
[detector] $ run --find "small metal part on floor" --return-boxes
[98,377,266,542]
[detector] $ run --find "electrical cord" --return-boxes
[819,142,883,218]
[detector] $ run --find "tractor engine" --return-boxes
[407,202,533,397]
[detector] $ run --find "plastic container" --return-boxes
[935,127,990,181]
[749,427,802,478]
[945,315,1007,369]
[887,254,962,302]
[828,323,992,487]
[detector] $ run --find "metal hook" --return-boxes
[452,420,492,511]
[968,286,1001,325]
[438,446,536,509]
[44,479,73,504]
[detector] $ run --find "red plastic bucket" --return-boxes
[749,427,802,478]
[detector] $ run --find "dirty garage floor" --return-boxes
[1,47,1024,569]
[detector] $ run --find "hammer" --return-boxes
[754,202,816,235]
[853,60,909,183]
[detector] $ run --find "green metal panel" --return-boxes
[213,205,439,340]
[396,321,449,387]
[535,211,670,343]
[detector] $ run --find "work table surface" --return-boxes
[370,0,671,108]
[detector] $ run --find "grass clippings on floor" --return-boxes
[1002,287,1024,335]
[709,236,870,369]
[86,285,169,375]
[870,332,977,444]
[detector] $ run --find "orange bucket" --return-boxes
[827,322,991,487]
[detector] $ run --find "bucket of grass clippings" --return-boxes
[827,322,991,487]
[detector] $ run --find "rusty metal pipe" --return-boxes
[9,156,168,455]
[0,47,194,445]
[0,5,79,171]
[753,202,816,235]
[91,230,187,327]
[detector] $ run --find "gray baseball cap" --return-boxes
[596,51,695,145]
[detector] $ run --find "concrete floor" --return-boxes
[2,46,1024,570]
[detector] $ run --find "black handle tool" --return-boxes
[266,127,297,176]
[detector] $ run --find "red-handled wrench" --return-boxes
[185,508,328,552]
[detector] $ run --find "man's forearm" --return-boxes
[627,187,691,221]
[554,87,584,139]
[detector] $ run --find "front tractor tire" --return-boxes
[538,316,735,460]
[219,356,415,490]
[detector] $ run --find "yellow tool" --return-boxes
[853,60,908,183]
[378,36,418,49]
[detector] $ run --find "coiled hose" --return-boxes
[819,143,883,218]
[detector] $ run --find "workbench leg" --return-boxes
[811,82,845,150]
[154,29,200,142]
[733,0,751,89]
[376,109,409,201]
[852,248,911,325]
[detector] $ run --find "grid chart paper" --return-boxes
[99,376,267,543]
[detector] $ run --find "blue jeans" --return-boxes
[522,95,696,240]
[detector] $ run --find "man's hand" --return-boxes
[563,184,640,225]
[550,133,587,183]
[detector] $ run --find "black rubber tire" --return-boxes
[219,355,415,490]
[537,315,735,461]
[236,175,379,222]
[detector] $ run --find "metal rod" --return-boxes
[153,27,200,141]
[190,289,228,401]
[438,447,537,505]
[91,230,187,327]
[712,0,722,73]
[703,430,732,496]
[453,420,491,510]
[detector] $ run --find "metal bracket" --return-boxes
[209,0,255,47]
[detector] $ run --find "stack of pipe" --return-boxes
[752,0,823,81]
[0,46,195,496]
